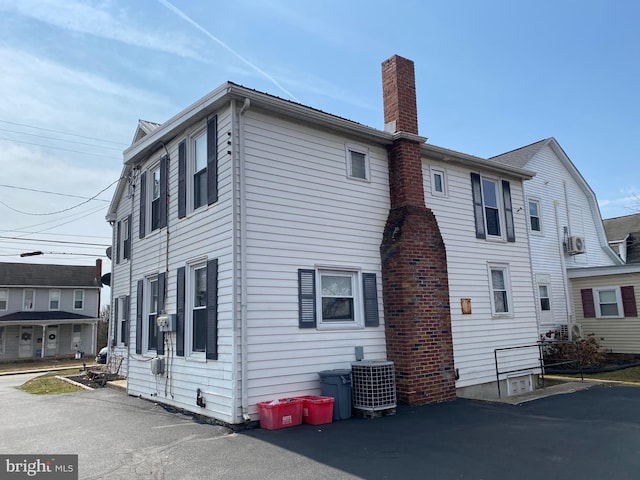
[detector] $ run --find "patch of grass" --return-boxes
[557,366,640,383]
[17,375,85,395]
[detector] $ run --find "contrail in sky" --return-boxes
[157,0,300,102]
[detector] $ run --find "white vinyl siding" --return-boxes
[125,106,234,424]
[242,110,387,409]
[424,158,539,388]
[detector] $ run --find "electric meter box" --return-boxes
[156,314,176,332]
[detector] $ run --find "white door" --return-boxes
[46,326,58,356]
[19,326,33,358]
[71,324,82,351]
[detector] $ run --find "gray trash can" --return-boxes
[318,369,352,420]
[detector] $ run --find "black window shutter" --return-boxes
[124,214,132,259]
[206,259,218,360]
[207,116,218,206]
[298,269,316,328]
[113,299,119,345]
[123,295,129,346]
[136,280,143,354]
[176,267,185,356]
[139,171,147,239]
[178,140,187,219]
[581,288,596,318]
[159,155,168,229]
[470,173,486,239]
[116,221,121,264]
[363,273,379,327]
[157,272,166,355]
[502,180,516,242]
[621,286,637,317]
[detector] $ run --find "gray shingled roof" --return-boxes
[489,138,550,167]
[0,311,95,321]
[603,213,640,242]
[0,262,101,287]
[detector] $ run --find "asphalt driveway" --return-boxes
[1,374,639,479]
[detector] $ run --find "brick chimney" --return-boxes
[380,55,456,405]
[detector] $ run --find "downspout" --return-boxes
[239,97,251,421]
[554,200,574,326]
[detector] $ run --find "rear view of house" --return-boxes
[0,261,102,361]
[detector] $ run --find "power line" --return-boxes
[0,119,128,147]
[0,178,121,216]
[0,235,109,247]
[0,127,123,151]
[0,184,110,203]
[0,136,121,160]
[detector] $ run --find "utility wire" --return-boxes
[0,136,121,160]
[0,184,111,203]
[0,127,123,151]
[0,235,109,247]
[0,178,121,216]
[0,119,128,147]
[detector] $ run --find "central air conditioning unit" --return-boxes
[351,360,397,416]
[569,323,583,341]
[566,235,586,255]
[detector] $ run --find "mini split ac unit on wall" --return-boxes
[565,235,586,255]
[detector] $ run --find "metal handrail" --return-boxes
[494,341,583,397]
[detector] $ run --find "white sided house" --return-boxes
[491,138,622,337]
[107,55,541,424]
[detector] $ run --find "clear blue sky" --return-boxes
[0,0,638,271]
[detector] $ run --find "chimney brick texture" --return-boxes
[380,55,456,405]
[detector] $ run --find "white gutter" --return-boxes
[239,98,251,422]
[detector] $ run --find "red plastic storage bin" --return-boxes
[298,395,335,425]
[257,398,303,430]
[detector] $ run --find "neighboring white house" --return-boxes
[491,138,623,337]
[0,261,102,361]
[107,55,542,424]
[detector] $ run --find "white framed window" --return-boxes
[23,289,34,311]
[0,326,4,354]
[346,144,370,181]
[192,129,208,211]
[431,168,447,196]
[187,262,208,355]
[73,290,84,310]
[317,269,363,329]
[121,216,131,261]
[538,285,551,312]
[594,287,623,318]
[528,198,542,233]
[147,277,159,352]
[49,289,60,310]
[117,296,129,346]
[482,178,502,237]
[0,289,7,310]
[150,166,161,232]
[488,264,512,316]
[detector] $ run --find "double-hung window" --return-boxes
[0,326,4,354]
[538,285,551,312]
[528,199,542,233]
[74,290,84,310]
[0,289,7,310]
[139,156,168,239]
[488,265,512,316]
[191,265,207,353]
[193,130,208,210]
[298,268,379,330]
[116,216,131,263]
[581,286,637,319]
[470,173,515,242]
[117,296,129,346]
[49,289,60,310]
[148,278,159,351]
[178,117,218,219]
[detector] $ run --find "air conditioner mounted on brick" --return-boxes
[566,235,586,255]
